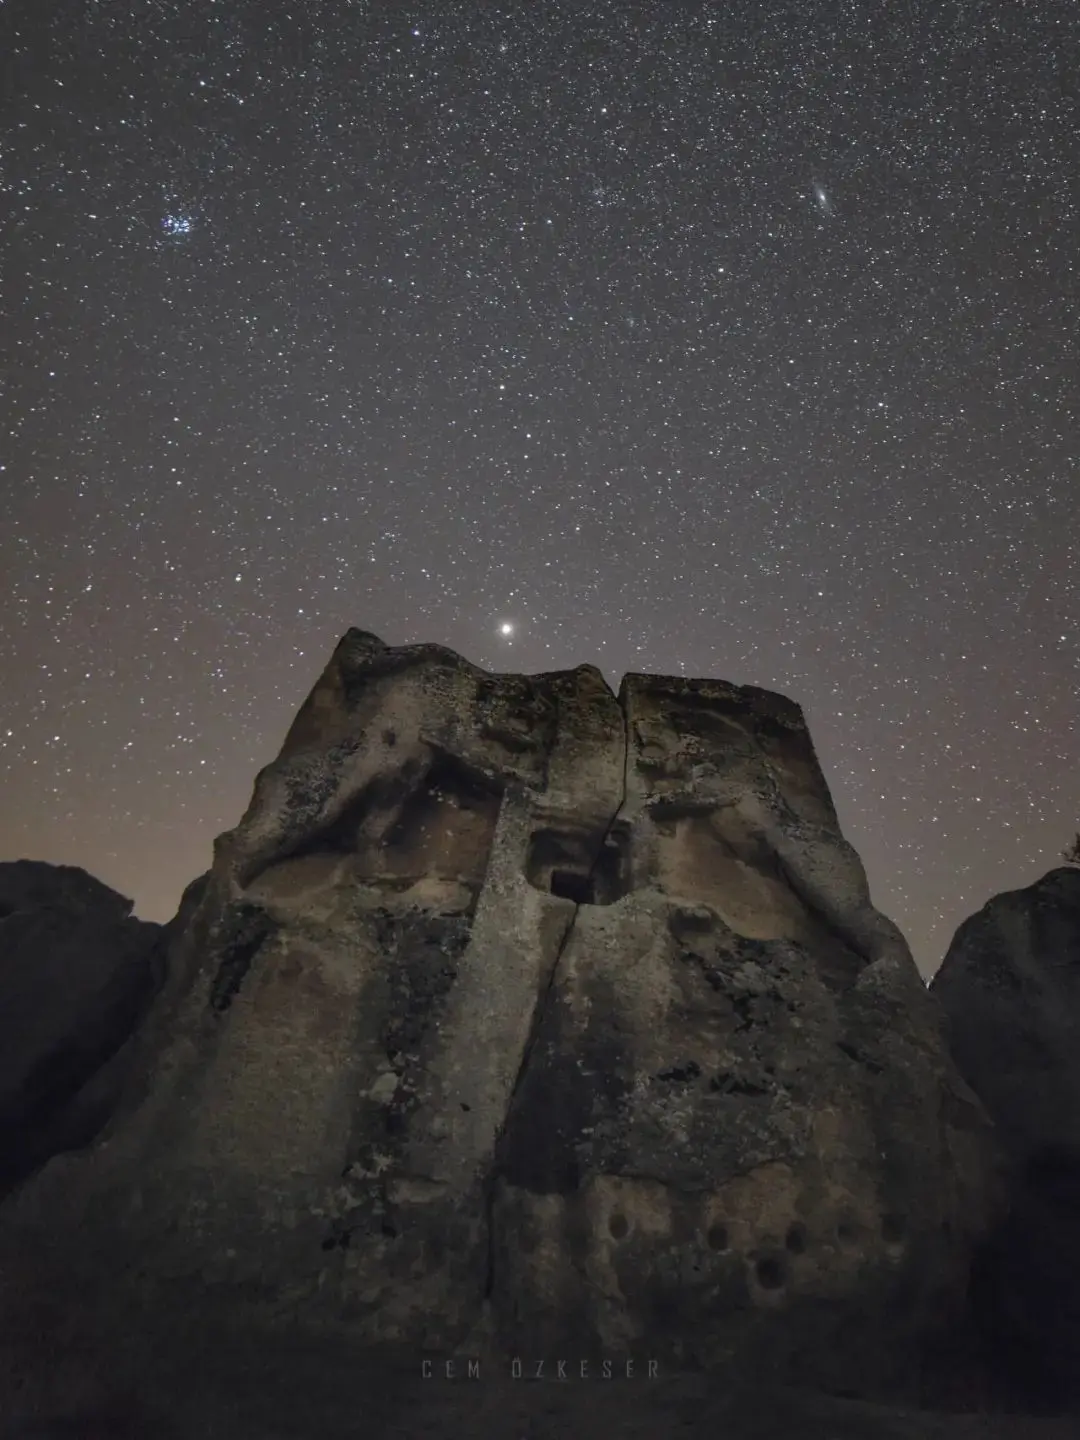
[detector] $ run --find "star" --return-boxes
[498,622,514,637]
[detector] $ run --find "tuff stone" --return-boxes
[0,632,1001,1414]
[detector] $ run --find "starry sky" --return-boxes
[2,0,1077,976]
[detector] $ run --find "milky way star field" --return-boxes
[2,1,1078,976]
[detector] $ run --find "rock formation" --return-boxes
[932,867,1080,1411]
[0,861,166,1194]
[0,631,1002,1425]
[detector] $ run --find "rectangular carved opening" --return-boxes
[526,824,630,906]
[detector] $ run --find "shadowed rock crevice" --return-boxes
[485,692,632,1296]
[207,903,278,1014]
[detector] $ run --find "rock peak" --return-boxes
[0,631,999,1412]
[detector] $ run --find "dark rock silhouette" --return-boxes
[0,861,167,1193]
[932,867,1080,1412]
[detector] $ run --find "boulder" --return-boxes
[931,867,1080,1410]
[0,632,1000,1412]
[0,861,167,1192]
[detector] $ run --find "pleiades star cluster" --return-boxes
[2,0,1077,975]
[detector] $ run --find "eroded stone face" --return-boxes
[0,631,1000,1401]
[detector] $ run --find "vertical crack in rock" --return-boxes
[483,684,630,1299]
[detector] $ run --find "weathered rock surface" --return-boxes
[932,868,1080,1410]
[0,632,1001,1421]
[0,861,167,1193]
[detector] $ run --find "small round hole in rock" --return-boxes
[755,1256,787,1290]
[785,1222,807,1255]
[608,1212,629,1240]
[706,1223,729,1252]
[836,1220,858,1245]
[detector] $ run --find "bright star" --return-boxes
[499,622,514,637]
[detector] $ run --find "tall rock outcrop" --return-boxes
[932,868,1080,1410]
[0,631,1000,1410]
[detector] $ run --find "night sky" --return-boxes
[3,1,1077,976]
